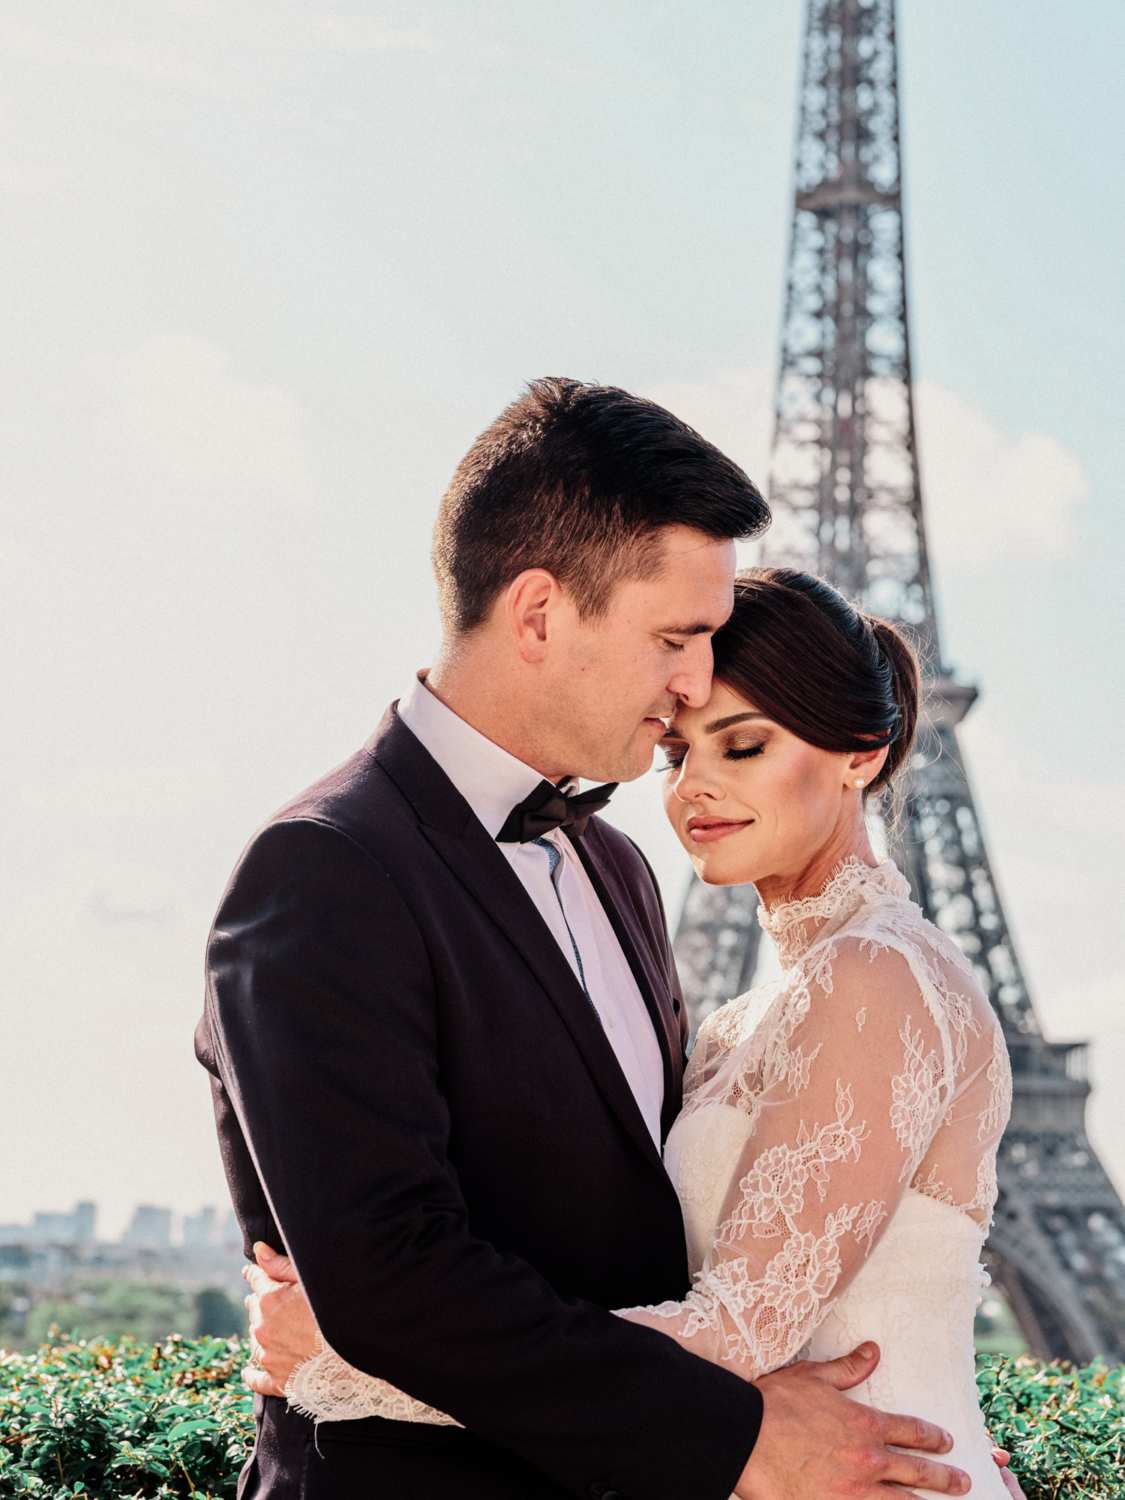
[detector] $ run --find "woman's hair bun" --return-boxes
[866,615,920,789]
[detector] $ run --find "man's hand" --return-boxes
[242,1242,320,1399]
[734,1343,971,1498]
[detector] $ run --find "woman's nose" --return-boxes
[670,756,723,804]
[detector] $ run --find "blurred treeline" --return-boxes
[0,1278,245,1351]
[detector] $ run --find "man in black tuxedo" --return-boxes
[197,379,967,1500]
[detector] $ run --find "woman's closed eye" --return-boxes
[725,741,765,762]
[657,739,766,772]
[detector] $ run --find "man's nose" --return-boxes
[667,637,713,709]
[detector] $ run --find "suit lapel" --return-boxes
[370,710,667,1175]
[573,830,683,1140]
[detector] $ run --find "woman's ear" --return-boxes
[845,744,889,789]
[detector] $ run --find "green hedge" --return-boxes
[0,1335,253,1498]
[977,1357,1124,1498]
[1,1336,1121,1498]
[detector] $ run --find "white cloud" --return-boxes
[20,757,227,823]
[914,380,1088,567]
[959,700,1125,917]
[111,335,317,503]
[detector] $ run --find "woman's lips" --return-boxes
[687,817,752,843]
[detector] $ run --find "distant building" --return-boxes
[182,1207,216,1247]
[0,1202,96,1246]
[73,1201,96,1243]
[122,1205,172,1247]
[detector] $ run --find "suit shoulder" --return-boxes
[584,816,661,895]
[258,729,422,861]
[269,745,398,832]
[217,739,418,918]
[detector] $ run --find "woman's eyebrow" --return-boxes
[705,711,768,734]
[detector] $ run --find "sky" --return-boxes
[1,0,1123,1240]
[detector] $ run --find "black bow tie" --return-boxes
[496,779,618,844]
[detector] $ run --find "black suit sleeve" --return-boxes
[202,817,761,1500]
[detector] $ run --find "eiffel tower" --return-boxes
[674,0,1125,1363]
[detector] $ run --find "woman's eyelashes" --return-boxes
[725,741,765,762]
[657,738,765,772]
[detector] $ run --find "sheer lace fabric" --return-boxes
[620,859,1010,1381]
[287,1332,462,1427]
[284,857,1012,1472]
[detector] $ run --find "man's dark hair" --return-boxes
[431,377,770,633]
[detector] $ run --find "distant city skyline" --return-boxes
[0,1200,239,1251]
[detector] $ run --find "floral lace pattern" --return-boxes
[286,1333,462,1427]
[618,858,1011,1382]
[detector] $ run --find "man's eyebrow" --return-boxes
[704,711,769,734]
[657,622,716,637]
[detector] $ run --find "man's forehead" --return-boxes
[610,529,735,624]
[656,523,738,558]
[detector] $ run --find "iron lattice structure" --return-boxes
[675,0,1125,1362]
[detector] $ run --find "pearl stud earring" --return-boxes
[854,778,866,790]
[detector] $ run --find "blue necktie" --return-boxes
[531,837,601,1025]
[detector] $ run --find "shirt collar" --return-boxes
[398,673,552,841]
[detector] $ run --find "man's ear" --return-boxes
[505,569,567,664]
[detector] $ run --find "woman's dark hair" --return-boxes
[432,377,769,633]
[712,568,920,794]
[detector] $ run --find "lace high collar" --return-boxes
[759,857,911,969]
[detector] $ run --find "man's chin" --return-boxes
[576,729,667,786]
[618,743,666,783]
[581,750,651,786]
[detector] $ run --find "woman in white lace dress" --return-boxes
[248,568,1019,1499]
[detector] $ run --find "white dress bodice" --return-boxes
[666,1105,1006,1498]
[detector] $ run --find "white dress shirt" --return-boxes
[398,674,665,1150]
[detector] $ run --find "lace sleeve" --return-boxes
[618,941,952,1379]
[286,1334,461,1426]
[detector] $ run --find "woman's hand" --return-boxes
[992,1447,1028,1499]
[242,1242,321,1398]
